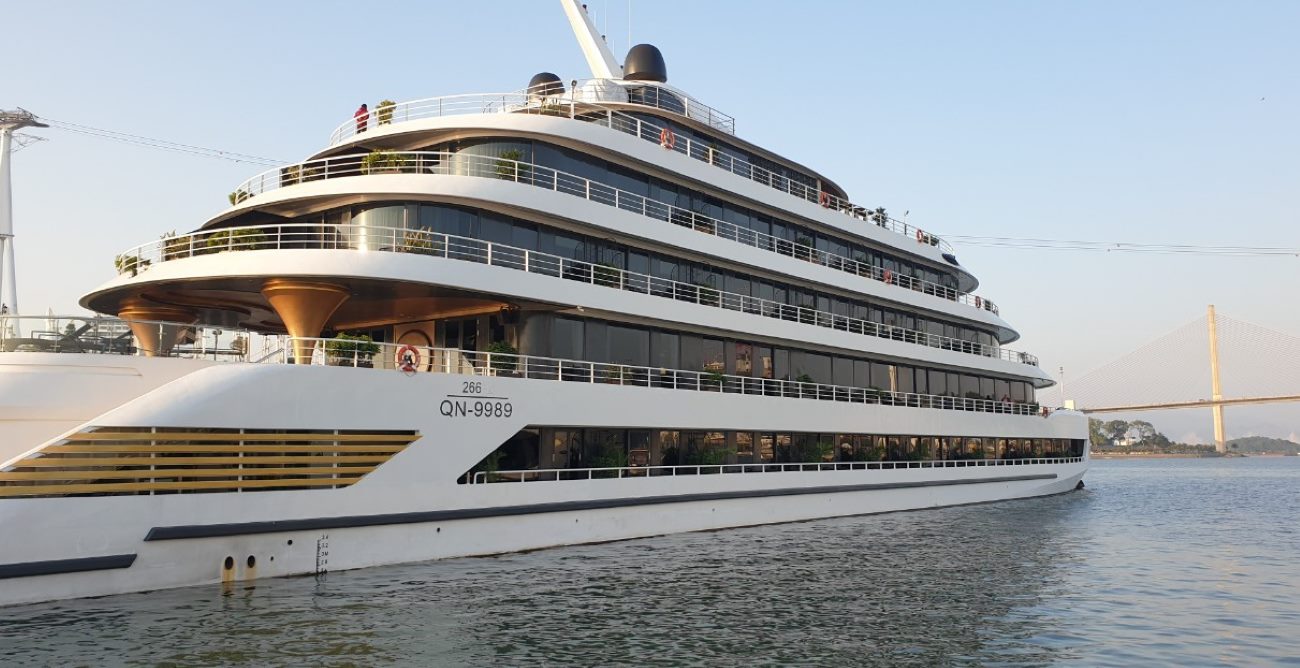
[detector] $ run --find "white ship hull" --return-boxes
[0,354,1087,607]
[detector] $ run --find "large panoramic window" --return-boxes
[262,200,1001,349]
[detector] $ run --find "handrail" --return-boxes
[320,84,949,254]
[570,78,736,134]
[471,456,1086,484]
[285,338,1049,415]
[0,314,276,360]
[116,220,1038,366]
[327,80,734,145]
[223,149,995,314]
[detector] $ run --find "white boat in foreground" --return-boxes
[0,1,1086,607]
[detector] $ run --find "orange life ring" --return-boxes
[818,191,830,207]
[659,127,676,150]
[395,344,420,373]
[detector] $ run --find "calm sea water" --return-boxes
[3,458,1299,667]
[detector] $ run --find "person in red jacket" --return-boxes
[354,103,369,134]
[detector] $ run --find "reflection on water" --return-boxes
[2,458,1299,666]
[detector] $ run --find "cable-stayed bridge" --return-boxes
[1041,306,1300,452]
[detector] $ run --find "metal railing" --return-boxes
[116,220,1037,366]
[327,80,735,145]
[471,456,1086,484]
[223,149,993,314]
[284,338,1049,417]
[0,314,278,360]
[321,84,949,254]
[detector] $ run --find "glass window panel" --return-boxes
[552,317,584,359]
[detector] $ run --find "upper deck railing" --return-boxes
[470,456,1085,485]
[113,219,1037,366]
[224,150,995,315]
[327,80,734,145]
[320,84,952,255]
[286,337,1048,416]
[0,319,1050,418]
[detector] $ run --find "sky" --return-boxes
[4,1,1298,441]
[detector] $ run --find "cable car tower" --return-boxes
[0,108,47,320]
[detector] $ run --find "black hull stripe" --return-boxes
[0,554,137,580]
[145,473,1058,541]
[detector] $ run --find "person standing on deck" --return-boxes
[354,103,369,134]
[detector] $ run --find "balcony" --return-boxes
[320,84,952,255]
[113,221,1038,367]
[224,150,997,315]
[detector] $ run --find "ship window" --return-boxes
[758,433,775,462]
[701,338,725,373]
[833,356,853,387]
[628,431,651,467]
[608,325,649,367]
[657,431,681,466]
[854,360,871,388]
[552,317,584,359]
[550,429,582,469]
[650,331,679,369]
[870,363,893,391]
[928,370,947,396]
[584,321,608,363]
[735,343,753,376]
[679,335,703,373]
[755,347,774,379]
[980,377,995,400]
[897,366,915,394]
[736,432,754,460]
[1010,381,1026,402]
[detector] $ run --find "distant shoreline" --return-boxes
[1092,453,1293,459]
[1092,453,1221,459]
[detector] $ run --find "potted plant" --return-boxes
[469,450,504,483]
[376,99,396,125]
[324,333,380,367]
[228,189,251,206]
[114,254,150,277]
[694,282,721,307]
[361,150,409,175]
[593,262,622,287]
[702,368,726,391]
[160,230,190,261]
[870,207,889,227]
[494,149,532,182]
[205,227,268,252]
[485,340,518,375]
[281,164,303,186]
[400,227,438,254]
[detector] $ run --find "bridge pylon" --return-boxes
[1208,304,1226,452]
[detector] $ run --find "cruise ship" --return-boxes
[0,1,1088,606]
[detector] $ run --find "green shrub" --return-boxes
[376,99,396,125]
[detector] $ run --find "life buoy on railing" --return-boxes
[395,344,421,374]
[659,127,676,150]
[818,191,831,208]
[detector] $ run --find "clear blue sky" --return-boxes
[5,1,1298,441]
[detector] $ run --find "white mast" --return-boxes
[0,109,47,320]
[559,0,622,79]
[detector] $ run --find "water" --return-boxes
[3,458,1299,667]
